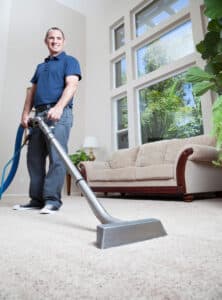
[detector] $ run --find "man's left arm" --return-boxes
[47,75,79,121]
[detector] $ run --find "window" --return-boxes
[136,21,194,77]
[138,73,203,143]
[114,24,125,50]
[110,1,207,150]
[115,97,129,149]
[114,56,127,88]
[135,0,189,37]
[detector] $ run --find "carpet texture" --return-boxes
[0,195,222,300]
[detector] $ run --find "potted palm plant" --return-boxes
[186,0,222,165]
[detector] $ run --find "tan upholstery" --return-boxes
[135,164,174,180]
[87,167,136,182]
[187,145,218,162]
[135,140,168,166]
[109,147,139,168]
[80,135,222,199]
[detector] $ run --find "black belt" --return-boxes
[35,103,56,113]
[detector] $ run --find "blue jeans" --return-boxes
[27,107,73,208]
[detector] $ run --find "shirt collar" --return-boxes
[44,51,66,62]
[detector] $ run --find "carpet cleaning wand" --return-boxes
[30,116,167,249]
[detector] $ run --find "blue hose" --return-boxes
[0,125,27,199]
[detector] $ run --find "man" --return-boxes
[14,27,81,214]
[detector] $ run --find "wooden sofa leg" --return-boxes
[183,194,194,202]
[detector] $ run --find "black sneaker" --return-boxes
[40,204,59,214]
[13,202,43,211]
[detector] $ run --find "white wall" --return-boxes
[0,0,86,195]
[0,0,12,110]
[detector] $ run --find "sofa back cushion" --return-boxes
[109,147,139,169]
[136,135,216,167]
[184,134,215,146]
[135,140,168,167]
[164,139,187,163]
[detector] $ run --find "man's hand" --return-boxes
[47,105,63,121]
[21,113,30,128]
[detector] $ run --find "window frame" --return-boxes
[112,94,129,149]
[114,23,125,51]
[112,55,127,89]
[134,17,194,79]
[131,0,190,39]
[110,17,125,53]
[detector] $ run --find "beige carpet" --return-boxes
[0,195,222,300]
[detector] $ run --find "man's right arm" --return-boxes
[21,84,36,128]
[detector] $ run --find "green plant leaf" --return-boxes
[212,95,222,111]
[217,40,222,54]
[205,61,216,75]
[193,81,216,96]
[213,54,222,63]
[196,40,205,55]
[207,19,222,32]
[69,149,90,166]
[186,67,215,83]
[202,31,220,59]
[215,73,222,94]
[205,60,222,76]
[212,96,222,151]
[204,0,222,19]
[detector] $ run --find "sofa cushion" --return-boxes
[164,135,216,163]
[136,135,216,166]
[184,134,215,147]
[135,140,168,167]
[164,139,187,163]
[109,147,139,169]
[87,167,136,182]
[136,164,174,180]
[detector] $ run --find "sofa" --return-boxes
[79,135,222,201]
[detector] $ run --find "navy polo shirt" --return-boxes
[31,51,81,108]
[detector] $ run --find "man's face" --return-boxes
[45,29,65,56]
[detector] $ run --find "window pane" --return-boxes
[137,21,194,77]
[116,97,128,149]
[135,0,189,37]
[115,57,126,87]
[114,24,125,50]
[117,131,129,149]
[117,97,128,130]
[139,73,203,143]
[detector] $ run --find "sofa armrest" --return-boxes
[187,145,219,162]
[174,148,193,192]
[175,144,218,168]
[174,144,219,193]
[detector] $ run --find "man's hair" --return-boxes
[45,27,65,40]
